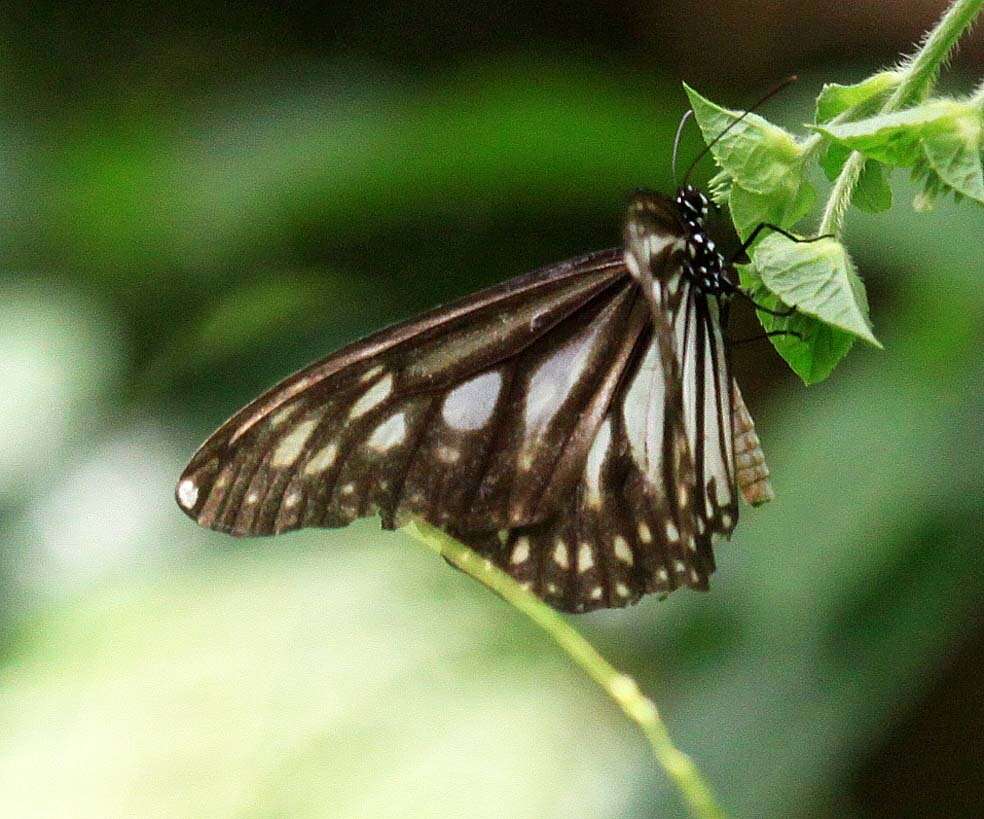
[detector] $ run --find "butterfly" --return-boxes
[175,178,778,613]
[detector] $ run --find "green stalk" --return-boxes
[819,0,984,235]
[404,519,726,819]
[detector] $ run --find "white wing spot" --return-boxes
[367,412,407,452]
[284,492,301,509]
[613,536,633,565]
[678,484,689,507]
[341,483,356,495]
[687,537,697,552]
[511,536,531,565]
[584,418,612,508]
[305,442,338,475]
[689,569,700,583]
[577,542,594,574]
[665,520,680,541]
[269,401,301,428]
[442,371,502,431]
[271,419,319,468]
[715,478,732,506]
[638,521,653,544]
[552,539,569,569]
[673,559,686,574]
[721,513,733,529]
[616,582,631,598]
[524,322,603,433]
[590,586,603,600]
[546,582,559,595]
[360,365,385,383]
[349,373,393,419]
[657,568,669,582]
[437,445,460,464]
[177,479,198,509]
[246,491,259,505]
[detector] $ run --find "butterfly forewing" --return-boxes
[178,248,631,537]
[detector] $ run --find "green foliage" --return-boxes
[684,1,983,384]
[736,233,879,384]
[814,72,902,124]
[684,84,816,240]
[816,95,984,206]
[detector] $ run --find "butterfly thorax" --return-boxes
[674,185,734,299]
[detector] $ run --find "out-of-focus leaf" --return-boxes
[0,531,649,819]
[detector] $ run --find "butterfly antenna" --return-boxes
[671,110,694,187]
[682,74,799,186]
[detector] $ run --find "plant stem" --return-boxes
[818,0,984,236]
[404,519,726,819]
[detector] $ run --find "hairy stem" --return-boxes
[404,519,725,819]
[819,0,984,236]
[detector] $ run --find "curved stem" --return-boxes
[404,519,725,819]
[819,151,866,236]
[818,0,984,236]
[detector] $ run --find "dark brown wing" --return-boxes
[176,190,772,613]
[459,190,707,612]
[457,305,712,612]
[176,248,636,537]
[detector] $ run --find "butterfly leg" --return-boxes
[731,329,804,346]
[731,288,797,317]
[731,222,834,261]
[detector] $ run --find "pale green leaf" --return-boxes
[738,264,856,385]
[683,83,805,196]
[728,180,816,242]
[814,98,981,168]
[750,234,880,347]
[814,72,901,124]
[921,119,984,203]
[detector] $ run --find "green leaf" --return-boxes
[814,72,901,124]
[728,180,815,242]
[683,83,806,197]
[853,160,893,212]
[816,97,984,206]
[819,141,852,180]
[738,264,856,385]
[920,118,984,202]
[750,233,881,348]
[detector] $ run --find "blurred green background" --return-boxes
[0,2,982,817]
